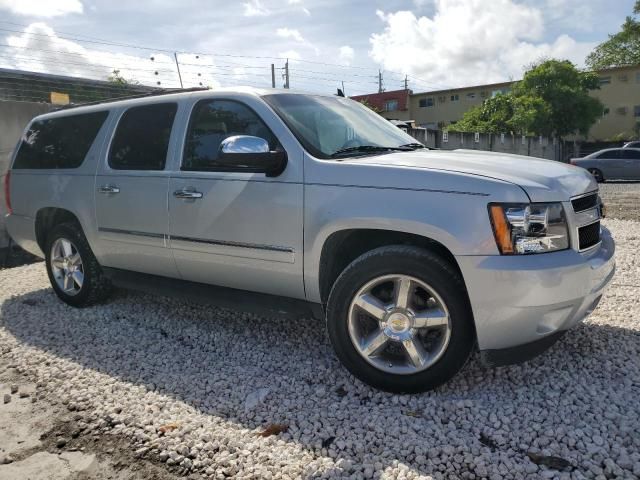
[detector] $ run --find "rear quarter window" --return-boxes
[13,111,109,169]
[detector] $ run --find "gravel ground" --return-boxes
[598,182,640,221]
[0,219,639,480]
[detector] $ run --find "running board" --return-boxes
[103,268,324,320]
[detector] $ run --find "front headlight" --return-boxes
[488,203,569,254]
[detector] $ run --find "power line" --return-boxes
[0,19,454,88]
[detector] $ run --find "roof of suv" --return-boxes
[37,86,333,121]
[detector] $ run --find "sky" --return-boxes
[0,0,636,96]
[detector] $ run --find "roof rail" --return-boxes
[53,86,210,110]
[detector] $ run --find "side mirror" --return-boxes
[218,135,287,177]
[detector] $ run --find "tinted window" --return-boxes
[109,103,177,170]
[13,111,108,169]
[596,150,621,159]
[622,149,640,159]
[183,100,277,171]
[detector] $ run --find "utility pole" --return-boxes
[378,70,384,93]
[283,59,290,89]
[174,52,184,89]
[404,75,408,90]
[271,64,276,88]
[341,80,345,97]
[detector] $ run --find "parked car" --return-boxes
[4,89,615,393]
[623,140,640,148]
[570,148,640,182]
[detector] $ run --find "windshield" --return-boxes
[262,93,419,159]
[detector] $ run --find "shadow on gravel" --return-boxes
[2,286,639,478]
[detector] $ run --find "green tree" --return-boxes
[452,60,603,138]
[512,60,603,137]
[586,1,640,69]
[108,69,140,86]
[450,93,517,133]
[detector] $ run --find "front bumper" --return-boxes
[456,225,615,358]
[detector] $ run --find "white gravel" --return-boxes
[1,219,639,480]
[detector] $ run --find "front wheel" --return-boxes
[45,222,112,307]
[326,246,475,393]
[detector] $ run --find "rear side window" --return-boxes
[109,103,177,170]
[595,150,621,159]
[13,111,108,169]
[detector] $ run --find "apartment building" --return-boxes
[352,65,640,141]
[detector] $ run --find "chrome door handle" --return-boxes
[98,185,120,194]
[173,189,203,199]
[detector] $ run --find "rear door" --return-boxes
[167,97,305,299]
[595,149,623,179]
[621,149,640,179]
[94,102,179,278]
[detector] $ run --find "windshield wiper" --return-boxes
[330,145,412,158]
[399,142,427,150]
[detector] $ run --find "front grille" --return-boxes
[572,193,599,213]
[578,221,601,250]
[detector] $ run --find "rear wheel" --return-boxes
[588,168,605,183]
[45,222,112,307]
[326,245,475,393]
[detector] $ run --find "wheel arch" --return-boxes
[35,207,83,253]
[317,228,464,305]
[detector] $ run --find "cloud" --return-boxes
[369,0,595,90]
[276,27,305,43]
[0,23,221,89]
[243,0,270,17]
[278,49,301,61]
[0,0,83,17]
[542,0,594,31]
[288,0,301,3]
[338,45,355,66]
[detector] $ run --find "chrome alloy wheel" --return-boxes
[50,238,84,296]
[347,274,452,375]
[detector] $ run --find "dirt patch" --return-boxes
[0,358,189,480]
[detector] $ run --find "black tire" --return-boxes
[588,168,605,183]
[326,245,475,393]
[44,222,112,307]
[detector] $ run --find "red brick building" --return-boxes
[351,89,412,117]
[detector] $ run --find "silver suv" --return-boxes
[4,88,615,393]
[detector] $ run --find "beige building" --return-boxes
[365,65,640,141]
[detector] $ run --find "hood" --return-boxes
[344,149,597,202]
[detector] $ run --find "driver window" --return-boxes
[182,99,278,171]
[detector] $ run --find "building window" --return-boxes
[466,92,476,99]
[634,105,640,117]
[438,96,447,103]
[384,99,399,111]
[450,94,459,102]
[419,98,434,108]
[599,76,612,85]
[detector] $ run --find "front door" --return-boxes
[167,98,304,299]
[95,102,179,278]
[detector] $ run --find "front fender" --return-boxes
[303,184,510,303]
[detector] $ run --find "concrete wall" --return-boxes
[409,129,563,161]
[0,100,53,247]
